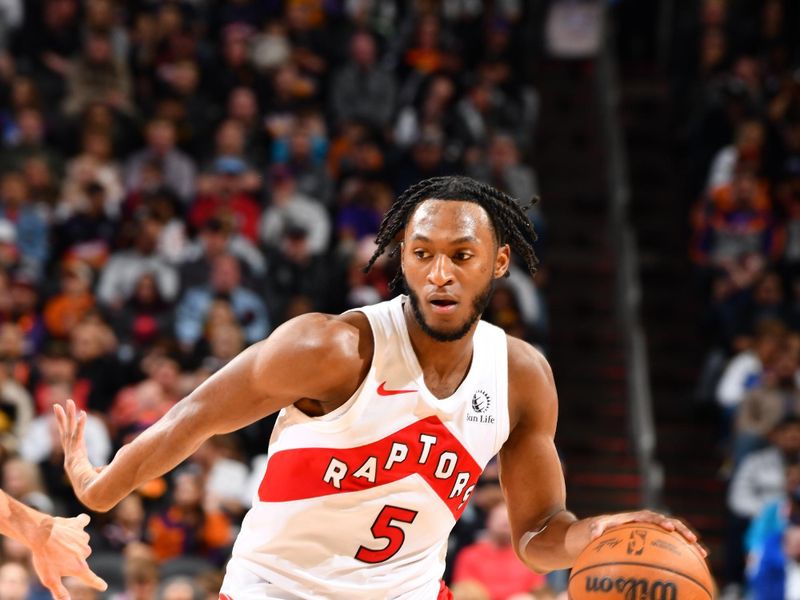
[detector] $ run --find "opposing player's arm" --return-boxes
[56,312,369,512]
[0,489,107,598]
[499,338,705,574]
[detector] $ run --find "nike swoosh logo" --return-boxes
[377,381,418,396]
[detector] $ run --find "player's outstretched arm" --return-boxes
[0,489,107,600]
[498,339,705,574]
[55,312,368,513]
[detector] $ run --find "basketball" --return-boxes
[568,523,714,600]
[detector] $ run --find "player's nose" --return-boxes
[427,254,454,287]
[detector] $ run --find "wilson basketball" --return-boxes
[568,523,714,600]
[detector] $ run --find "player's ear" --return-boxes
[494,244,510,279]
[399,241,405,273]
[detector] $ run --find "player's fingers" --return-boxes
[669,519,697,543]
[75,513,91,528]
[43,577,71,600]
[53,404,66,435]
[76,562,108,591]
[75,410,87,442]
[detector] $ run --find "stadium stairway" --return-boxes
[618,72,726,573]
[534,59,642,518]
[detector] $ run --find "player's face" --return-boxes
[401,199,510,342]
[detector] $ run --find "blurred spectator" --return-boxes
[1,457,53,514]
[452,501,545,600]
[19,380,111,468]
[62,30,133,116]
[729,417,800,520]
[716,319,785,416]
[174,254,270,350]
[692,164,780,268]
[750,524,800,600]
[0,562,30,600]
[52,181,117,268]
[96,493,147,554]
[179,217,265,292]
[96,215,179,309]
[735,340,800,461]
[42,261,95,339]
[330,30,395,129]
[707,120,765,192]
[158,576,202,600]
[189,157,261,243]
[111,273,172,351]
[0,360,33,452]
[126,119,196,203]
[260,166,330,255]
[746,460,800,559]
[0,171,48,278]
[60,129,125,220]
[147,469,233,565]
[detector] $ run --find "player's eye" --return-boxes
[454,252,472,261]
[413,249,429,259]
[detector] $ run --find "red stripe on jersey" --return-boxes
[258,416,482,519]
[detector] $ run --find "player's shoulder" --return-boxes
[505,334,557,430]
[506,334,554,387]
[270,310,373,364]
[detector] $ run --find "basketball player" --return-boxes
[0,488,106,599]
[55,176,705,599]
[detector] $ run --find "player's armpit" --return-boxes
[63,312,370,512]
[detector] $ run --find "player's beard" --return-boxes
[404,276,495,342]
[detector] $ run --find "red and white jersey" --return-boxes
[223,295,510,599]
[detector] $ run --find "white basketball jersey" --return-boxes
[223,295,510,600]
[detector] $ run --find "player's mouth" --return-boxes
[429,296,458,314]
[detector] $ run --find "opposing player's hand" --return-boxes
[589,510,708,558]
[29,513,107,600]
[54,400,100,506]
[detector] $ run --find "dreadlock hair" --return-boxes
[364,175,539,292]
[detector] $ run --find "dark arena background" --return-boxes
[0,0,796,598]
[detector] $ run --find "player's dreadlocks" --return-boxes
[364,176,539,291]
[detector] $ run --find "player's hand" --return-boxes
[588,510,708,558]
[53,400,100,506]
[29,513,107,600]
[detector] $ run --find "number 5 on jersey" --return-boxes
[355,505,418,563]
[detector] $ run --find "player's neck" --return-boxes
[402,302,476,379]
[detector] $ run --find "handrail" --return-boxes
[596,12,664,509]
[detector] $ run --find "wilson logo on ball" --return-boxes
[583,577,677,600]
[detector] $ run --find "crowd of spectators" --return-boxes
[0,1,548,598]
[673,0,800,598]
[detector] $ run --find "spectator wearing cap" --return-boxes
[96,215,179,309]
[189,156,261,243]
[0,219,18,272]
[125,119,197,203]
[330,30,396,129]
[175,253,270,350]
[0,172,48,279]
[260,166,330,255]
